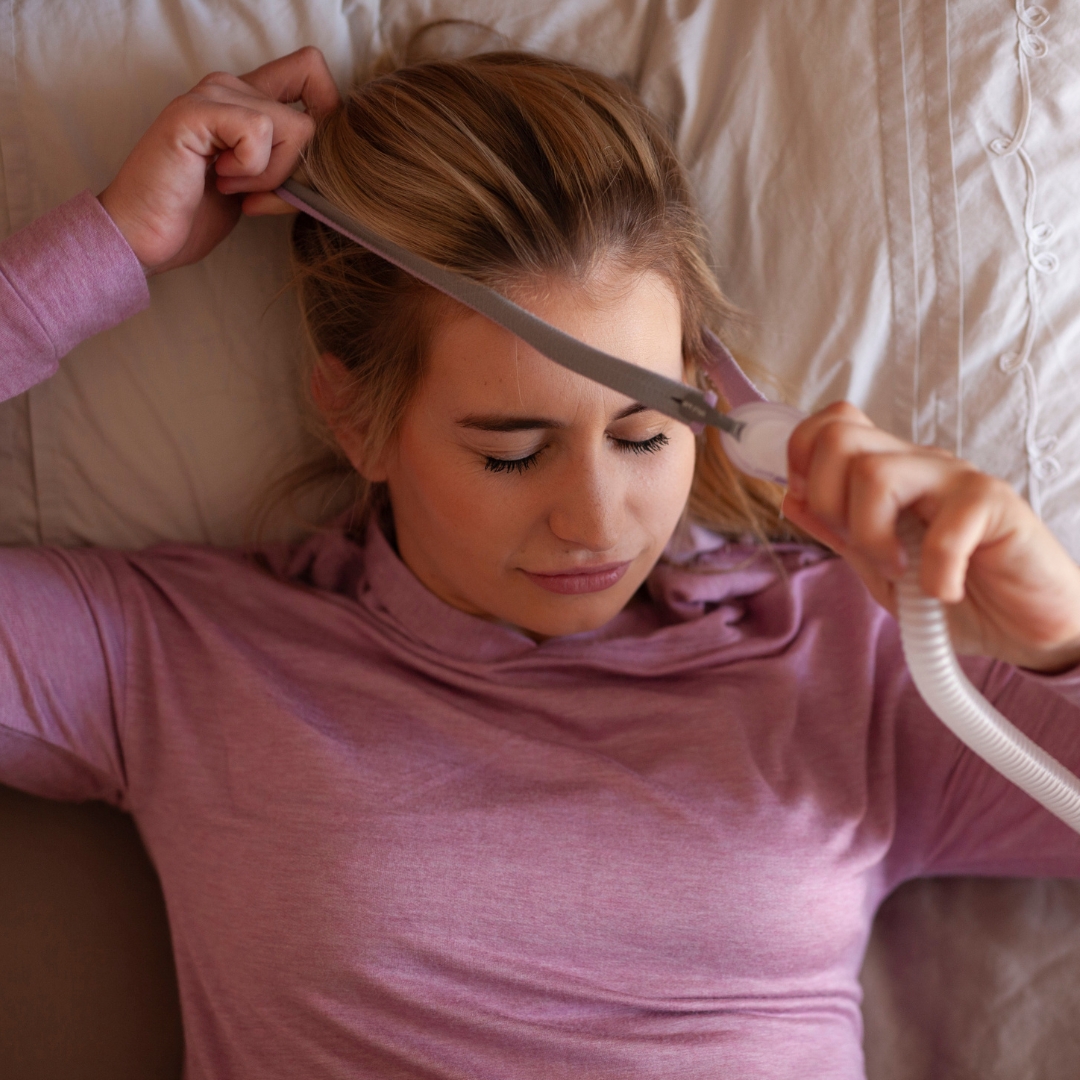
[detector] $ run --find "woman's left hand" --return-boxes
[781,402,1080,673]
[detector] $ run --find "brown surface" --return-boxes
[0,785,183,1080]
[4,781,1080,1079]
[862,877,1080,1080]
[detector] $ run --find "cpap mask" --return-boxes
[279,179,1080,836]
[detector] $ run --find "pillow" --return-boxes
[2,0,1078,555]
[0,0,357,547]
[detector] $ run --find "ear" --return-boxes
[311,353,389,482]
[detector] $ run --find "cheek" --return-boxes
[390,424,535,546]
[394,425,698,544]
[630,431,697,528]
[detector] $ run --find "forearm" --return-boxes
[0,192,149,402]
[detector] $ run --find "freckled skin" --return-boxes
[356,269,697,640]
[326,266,1080,670]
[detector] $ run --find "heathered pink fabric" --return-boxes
[0,190,148,399]
[3,196,1080,1080]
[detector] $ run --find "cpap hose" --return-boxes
[723,404,1080,835]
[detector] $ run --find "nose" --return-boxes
[546,452,625,553]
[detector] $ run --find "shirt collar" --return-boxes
[359,521,542,662]
[355,519,828,665]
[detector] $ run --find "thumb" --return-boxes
[242,191,296,216]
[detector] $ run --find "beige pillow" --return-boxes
[2,1,1078,554]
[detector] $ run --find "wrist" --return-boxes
[96,188,154,277]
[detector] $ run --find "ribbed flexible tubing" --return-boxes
[724,403,1080,836]
[896,515,1080,834]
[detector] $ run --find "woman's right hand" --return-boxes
[97,46,340,276]
[783,402,1080,673]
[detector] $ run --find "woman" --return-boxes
[2,46,1080,1079]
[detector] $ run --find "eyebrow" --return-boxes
[456,402,650,432]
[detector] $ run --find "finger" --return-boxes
[192,70,255,99]
[196,105,275,177]
[214,104,314,188]
[239,46,341,118]
[215,129,311,193]
[241,191,295,215]
[844,450,958,578]
[787,401,873,493]
[203,91,317,189]
[160,93,278,173]
[779,491,846,553]
[801,419,909,537]
[180,77,322,191]
[781,492,899,614]
[918,472,1005,603]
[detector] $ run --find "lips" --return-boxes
[522,561,631,595]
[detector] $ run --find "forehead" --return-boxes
[421,269,684,413]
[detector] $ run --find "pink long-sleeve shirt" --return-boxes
[3,193,1080,1080]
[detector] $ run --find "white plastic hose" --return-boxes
[724,404,1080,835]
[896,516,1080,834]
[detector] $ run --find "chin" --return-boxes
[513,591,636,640]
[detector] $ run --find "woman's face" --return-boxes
[363,266,697,639]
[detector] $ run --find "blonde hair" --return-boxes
[287,51,797,542]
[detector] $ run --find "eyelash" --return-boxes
[484,432,670,474]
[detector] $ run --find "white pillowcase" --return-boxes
[1,0,1078,555]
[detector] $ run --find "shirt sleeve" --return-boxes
[885,641,1080,884]
[0,191,149,401]
[0,547,129,805]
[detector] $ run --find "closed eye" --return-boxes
[615,431,669,455]
[484,452,541,475]
[483,431,669,474]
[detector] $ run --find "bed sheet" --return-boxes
[862,876,1080,1079]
